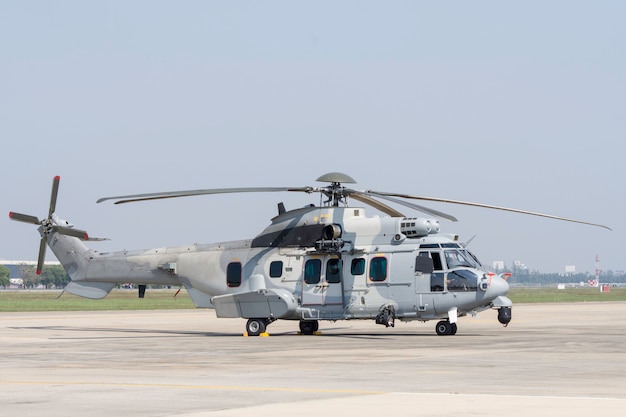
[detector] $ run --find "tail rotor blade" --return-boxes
[36,237,47,275]
[48,176,61,217]
[9,212,41,225]
[55,226,89,240]
[13,176,93,274]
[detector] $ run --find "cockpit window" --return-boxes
[419,251,443,271]
[462,250,482,267]
[444,250,475,269]
[419,243,440,249]
[447,269,478,291]
[431,272,445,292]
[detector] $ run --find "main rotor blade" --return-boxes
[367,190,612,230]
[55,226,89,240]
[48,175,60,217]
[349,193,405,217]
[97,187,315,204]
[9,212,41,224]
[36,237,47,275]
[362,191,458,221]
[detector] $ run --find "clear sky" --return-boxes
[1,1,624,274]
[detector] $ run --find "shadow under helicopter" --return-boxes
[9,325,488,339]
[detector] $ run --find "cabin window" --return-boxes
[351,258,366,275]
[369,257,388,282]
[447,269,478,292]
[326,258,342,283]
[269,261,283,278]
[226,262,242,287]
[304,259,322,284]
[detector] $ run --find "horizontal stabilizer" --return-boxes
[64,281,115,299]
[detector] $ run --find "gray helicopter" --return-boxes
[9,173,610,336]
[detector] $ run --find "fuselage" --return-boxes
[49,205,512,328]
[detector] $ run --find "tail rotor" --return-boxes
[9,176,89,274]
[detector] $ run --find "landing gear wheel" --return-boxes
[246,318,266,336]
[299,320,319,335]
[386,313,395,328]
[435,320,456,336]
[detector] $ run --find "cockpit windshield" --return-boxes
[444,249,481,269]
[461,249,482,267]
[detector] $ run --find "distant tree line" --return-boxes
[0,265,9,288]
[3,264,70,289]
[502,263,625,286]
[509,272,626,286]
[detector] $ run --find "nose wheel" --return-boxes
[435,320,457,336]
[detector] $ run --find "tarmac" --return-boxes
[1,302,625,416]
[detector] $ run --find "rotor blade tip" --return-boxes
[54,175,60,181]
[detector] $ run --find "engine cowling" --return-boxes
[400,218,440,238]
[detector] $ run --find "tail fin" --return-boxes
[10,176,114,299]
[9,176,89,274]
[12,176,182,299]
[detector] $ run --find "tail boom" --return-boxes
[48,232,181,299]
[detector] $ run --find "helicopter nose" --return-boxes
[489,275,510,297]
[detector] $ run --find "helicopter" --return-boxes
[9,173,611,336]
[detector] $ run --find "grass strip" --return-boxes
[0,287,624,312]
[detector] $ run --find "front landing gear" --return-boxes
[435,320,457,336]
[299,320,319,335]
[375,306,395,328]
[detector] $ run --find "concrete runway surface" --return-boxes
[1,302,625,416]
